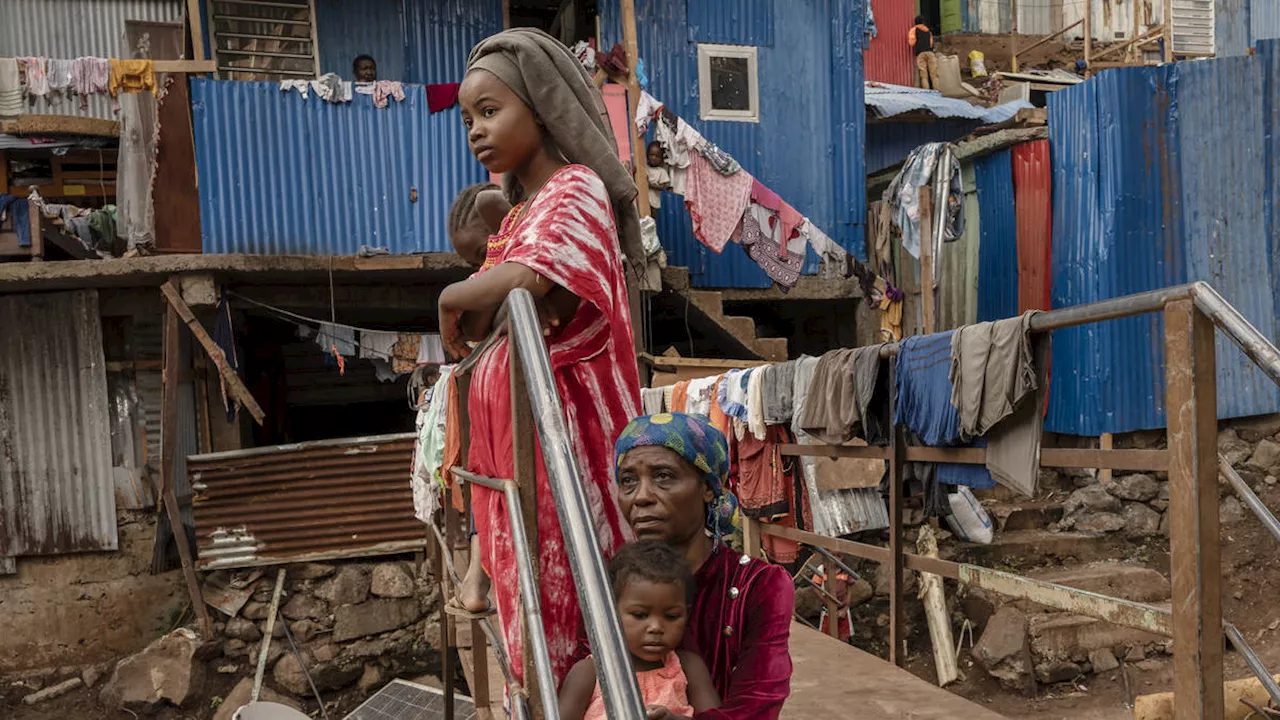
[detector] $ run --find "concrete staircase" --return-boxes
[659,267,788,361]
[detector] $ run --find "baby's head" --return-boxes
[447,182,508,267]
[608,540,695,664]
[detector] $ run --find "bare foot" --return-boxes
[457,535,492,613]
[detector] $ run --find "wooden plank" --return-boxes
[162,305,213,636]
[154,60,216,73]
[621,0,650,218]
[154,74,203,253]
[887,424,906,666]
[7,183,117,199]
[1,115,120,137]
[28,200,41,260]
[186,0,206,62]
[1163,298,1223,719]
[159,279,266,425]
[918,189,935,334]
[1099,433,1114,485]
[640,352,772,369]
[758,523,959,579]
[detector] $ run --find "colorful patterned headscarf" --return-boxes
[614,412,741,541]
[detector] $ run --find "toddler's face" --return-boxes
[450,219,489,267]
[617,579,688,663]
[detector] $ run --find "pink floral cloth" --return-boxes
[684,153,753,253]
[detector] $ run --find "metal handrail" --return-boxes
[446,289,646,720]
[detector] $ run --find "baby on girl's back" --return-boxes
[559,541,721,720]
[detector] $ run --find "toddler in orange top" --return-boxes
[559,540,721,720]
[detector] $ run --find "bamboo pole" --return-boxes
[620,0,651,218]
[917,526,958,686]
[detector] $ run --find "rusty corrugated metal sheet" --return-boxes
[190,433,424,569]
[0,290,118,556]
[1012,139,1052,313]
[865,0,917,87]
[0,0,184,120]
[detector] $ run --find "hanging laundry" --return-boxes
[46,59,74,100]
[748,179,804,256]
[695,140,741,176]
[746,366,767,440]
[0,195,31,247]
[72,57,110,110]
[882,142,964,259]
[0,58,21,117]
[799,219,848,267]
[425,83,461,113]
[879,288,904,342]
[796,345,889,446]
[634,90,662,133]
[212,292,242,422]
[391,333,421,375]
[741,205,803,291]
[640,387,665,415]
[416,334,445,365]
[441,371,466,512]
[570,40,596,72]
[653,110,691,170]
[359,330,398,361]
[316,322,356,358]
[685,375,718,417]
[761,360,797,426]
[670,380,691,413]
[949,313,1045,496]
[371,80,405,109]
[716,369,751,421]
[412,367,453,523]
[280,79,310,99]
[310,73,351,103]
[19,57,48,97]
[684,154,753,253]
[894,331,994,490]
[735,424,793,519]
[108,59,156,96]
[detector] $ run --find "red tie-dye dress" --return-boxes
[466,164,640,689]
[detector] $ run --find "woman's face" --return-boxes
[617,445,715,544]
[459,70,542,174]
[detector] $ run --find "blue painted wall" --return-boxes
[973,150,1017,323]
[601,0,867,287]
[1046,46,1280,435]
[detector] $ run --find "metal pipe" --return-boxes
[505,289,647,720]
[1218,455,1280,545]
[451,467,508,492]
[501,480,563,720]
[809,545,863,583]
[1225,623,1280,709]
[1191,282,1280,387]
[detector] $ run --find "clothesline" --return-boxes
[0,56,163,117]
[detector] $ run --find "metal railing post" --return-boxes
[505,290,647,720]
[1164,298,1225,720]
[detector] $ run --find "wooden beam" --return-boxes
[185,0,206,62]
[1009,0,1019,72]
[918,188,935,334]
[1011,19,1083,61]
[28,206,42,261]
[1084,0,1093,72]
[620,0,652,219]
[162,305,213,637]
[888,424,907,666]
[154,60,216,73]
[1099,433,1114,485]
[1164,298,1223,719]
[159,279,266,425]
[1,115,120,137]
[1162,0,1174,61]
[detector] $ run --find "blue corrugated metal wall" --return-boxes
[192,79,487,255]
[601,0,866,288]
[314,0,501,84]
[1046,52,1280,435]
[686,0,775,45]
[866,119,980,175]
[973,150,1017,322]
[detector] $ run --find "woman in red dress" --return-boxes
[437,28,643,690]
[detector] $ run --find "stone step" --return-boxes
[679,284,788,360]
[1028,561,1170,603]
[987,500,1065,532]
[956,529,1126,567]
[1027,609,1171,664]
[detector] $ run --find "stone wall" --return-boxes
[202,558,442,699]
[0,511,185,676]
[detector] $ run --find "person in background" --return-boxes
[559,540,721,720]
[645,141,671,218]
[353,54,377,82]
[447,182,512,268]
[614,413,793,720]
[908,17,939,90]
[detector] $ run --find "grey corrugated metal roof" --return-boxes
[0,290,117,556]
[865,82,1031,123]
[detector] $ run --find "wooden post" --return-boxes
[471,618,490,716]
[1131,0,1142,62]
[185,0,205,62]
[1084,0,1093,72]
[620,0,652,218]
[161,305,213,637]
[1163,298,1223,720]
[1162,0,1174,61]
[918,188,936,335]
[440,533,456,720]
[252,568,287,702]
[917,526,958,686]
[1099,433,1114,485]
[510,345,542,719]
[888,421,907,666]
[742,516,762,560]
[28,202,42,260]
[1010,0,1020,72]
[823,562,840,640]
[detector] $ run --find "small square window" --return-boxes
[697,44,759,123]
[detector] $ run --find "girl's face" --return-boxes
[617,578,688,664]
[459,70,543,174]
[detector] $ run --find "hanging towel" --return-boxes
[19,57,48,97]
[280,79,310,98]
[426,83,461,112]
[359,330,398,361]
[796,345,889,446]
[310,73,352,103]
[634,90,662,133]
[746,366,767,440]
[417,334,446,365]
[762,360,798,425]
[640,387,665,414]
[46,59,74,101]
[716,369,750,421]
[372,80,405,109]
[686,375,718,417]
[684,154,753,253]
[72,57,110,109]
[108,59,156,96]
[670,380,691,414]
[0,58,22,117]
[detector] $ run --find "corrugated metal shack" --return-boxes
[1045,40,1280,436]
[599,0,868,286]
